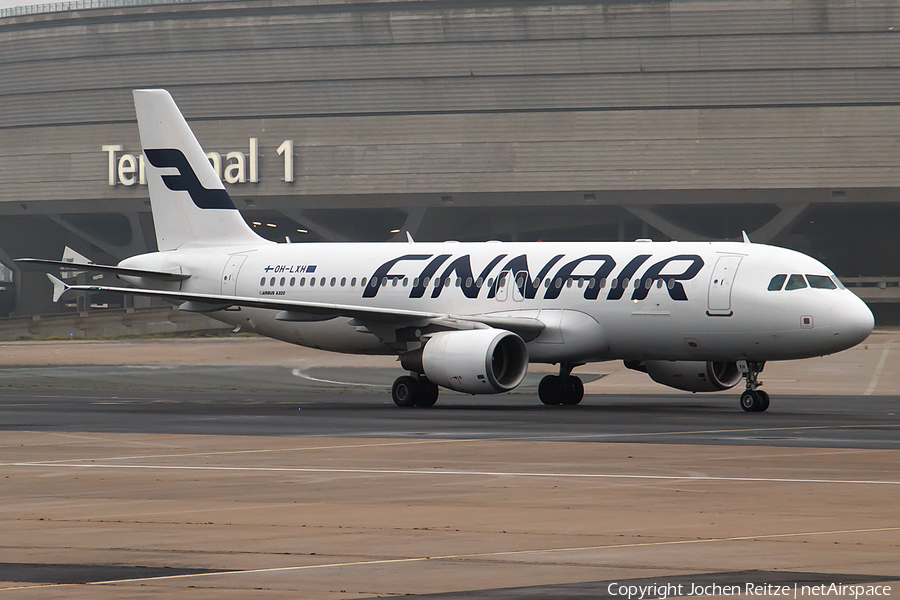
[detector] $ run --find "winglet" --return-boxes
[742,230,751,244]
[406,231,415,243]
[46,273,69,303]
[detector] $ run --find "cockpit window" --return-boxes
[767,274,787,291]
[806,275,837,290]
[784,274,808,290]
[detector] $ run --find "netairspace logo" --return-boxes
[606,582,892,599]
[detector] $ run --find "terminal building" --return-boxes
[1,0,899,321]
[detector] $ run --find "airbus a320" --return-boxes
[19,90,875,411]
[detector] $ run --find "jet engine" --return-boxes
[401,329,528,394]
[627,360,743,393]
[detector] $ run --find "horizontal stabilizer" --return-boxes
[17,258,190,282]
[46,274,69,303]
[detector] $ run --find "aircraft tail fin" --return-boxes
[133,89,265,251]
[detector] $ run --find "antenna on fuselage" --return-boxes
[742,231,751,244]
[406,231,415,243]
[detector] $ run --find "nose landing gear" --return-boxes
[737,361,769,412]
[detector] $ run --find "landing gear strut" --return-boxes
[392,374,440,408]
[738,361,769,412]
[538,363,584,406]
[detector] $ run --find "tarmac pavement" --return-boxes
[0,334,898,598]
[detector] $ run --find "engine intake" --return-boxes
[630,360,743,393]
[402,329,528,394]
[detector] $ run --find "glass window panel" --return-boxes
[785,274,807,290]
[767,274,787,291]
[807,275,837,289]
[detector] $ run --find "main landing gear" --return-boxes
[538,363,585,406]
[738,361,769,412]
[391,374,440,408]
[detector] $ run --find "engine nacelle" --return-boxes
[633,360,743,393]
[403,329,529,394]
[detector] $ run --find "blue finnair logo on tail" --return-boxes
[144,148,236,210]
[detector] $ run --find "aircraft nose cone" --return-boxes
[830,294,875,347]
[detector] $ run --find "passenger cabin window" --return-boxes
[785,274,807,290]
[768,274,787,291]
[807,275,837,289]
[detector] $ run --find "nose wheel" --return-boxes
[740,389,770,412]
[738,361,769,412]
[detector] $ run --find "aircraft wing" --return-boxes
[46,275,545,339]
[18,258,191,282]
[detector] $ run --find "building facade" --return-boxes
[1,0,899,318]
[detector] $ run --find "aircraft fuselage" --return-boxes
[120,240,874,364]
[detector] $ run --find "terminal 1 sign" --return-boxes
[103,139,295,186]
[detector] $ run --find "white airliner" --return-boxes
[19,89,875,411]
